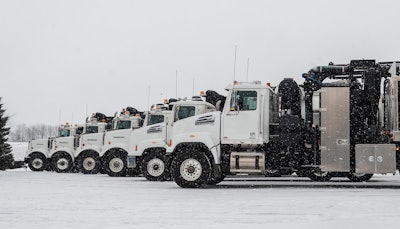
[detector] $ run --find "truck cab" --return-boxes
[103,98,216,179]
[25,137,54,171]
[74,113,113,174]
[25,123,84,172]
[167,81,277,187]
[48,123,85,172]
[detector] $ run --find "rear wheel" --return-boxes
[79,151,100,174]
[265,169,281,177]
[141,152,170,181]
[51,152,73,173]
[28,153,47,172]
[171,150,211,188]
[347,173,373,182]
[105,152,127,177]
[308,169,331,182]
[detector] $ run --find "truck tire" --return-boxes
[208,174,225,185]
[171,151,212,188]
[208,163,225,185]
[79,151,100,174]
[51,152,73,173]
[347,173,373,182]
[265,169,281,177]
[141,152,170,181]
[105,153,127,177]
[308,169,331,182]
[28,153,47,172]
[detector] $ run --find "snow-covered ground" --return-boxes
[9,142,28,161]
[1,170,400,229]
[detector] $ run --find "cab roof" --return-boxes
[224,81,274,91]
[172,100,215,108]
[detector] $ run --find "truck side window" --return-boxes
[175,106,196,121]
[59,129,70,137]
[86,126,98,134]
[232,91,257,111]
[117,120,131,129]
[148,114,165,125]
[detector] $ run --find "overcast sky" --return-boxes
[1,0,400,126]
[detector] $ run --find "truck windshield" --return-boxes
[175,106,196,121]
[86,125,99,134]
[59,128,70,137]
[147,114,165,125]
[116,120,131,129]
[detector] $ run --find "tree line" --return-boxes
[9,124,59,142]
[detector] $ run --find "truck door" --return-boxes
[222,89,263,144]
[167,105,196,145]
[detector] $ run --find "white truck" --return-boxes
[37,112,112,173]
[76,107,169,174]
[103,98,216,181]
[98,110,145,176]
[48,123,86,173]
[24,124,83,172]
[166,60,400,188]
[25,137,54,171]
[74,113,113,174]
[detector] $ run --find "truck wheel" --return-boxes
[51,152,73,173]
[208,174,225,185]
[79,152,100,174]
[347,173,373,182]
[296,168,310,177]
[106,153,127,177]
[308,170,331,182]
[208,163,225,185]
[28,153,47,171]
[265,169,281,177]
[171,151,211,188]
[141,152,170,181]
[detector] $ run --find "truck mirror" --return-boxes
[77,127,84,134]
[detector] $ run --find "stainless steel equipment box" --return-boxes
[355,144,396,173]
[320,87,350,172]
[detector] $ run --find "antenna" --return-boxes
[175,70,178,98]
[192,78,195,96]
[233,45,237,81]
[246,57,250,82]
[58,109,61,125]
[147,85,150,110]
[85,104,88,119]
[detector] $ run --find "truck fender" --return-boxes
[50,148,75,162]
[170,132,221,164]
[101,143,128,157]
[134,139,167,157]
[26,149,49,159]
[75,147,101,158]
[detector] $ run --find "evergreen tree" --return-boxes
[0,97,14,170]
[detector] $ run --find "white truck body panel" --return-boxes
[167,111,222,163]
[75,132,105,157]
[129,122,168,156]
[26,139,50,158]
[50,136,76,160]
[101,129,131,156]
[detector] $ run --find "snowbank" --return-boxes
[9,142,28,161]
